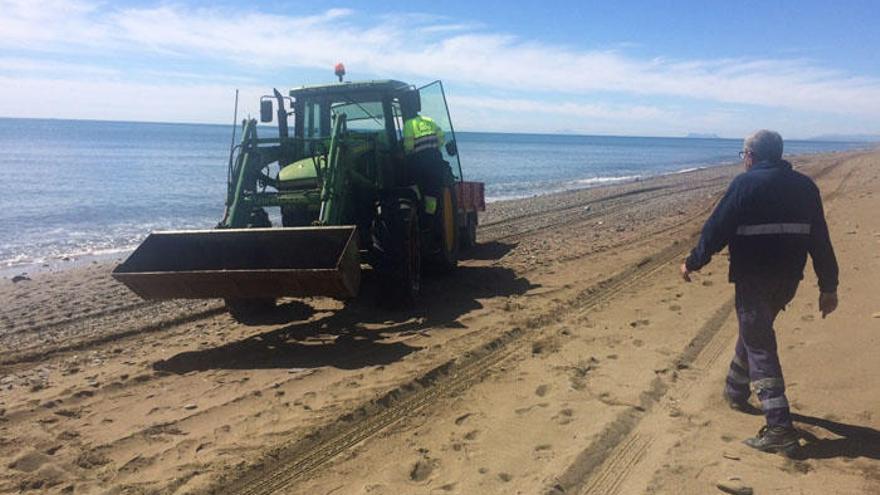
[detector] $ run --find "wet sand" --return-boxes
[1,149,877,494]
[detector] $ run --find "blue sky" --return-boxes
[1,0,879,138]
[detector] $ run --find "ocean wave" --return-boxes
[0,216,217,270]
[1,241,141,269]
[485,174,642,203]
[673,166,705,174]
[573,175,641,185]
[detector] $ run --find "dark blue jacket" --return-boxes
[685,160,839,292]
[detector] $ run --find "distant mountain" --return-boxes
[808,134,880,142]
[686,132,720,139]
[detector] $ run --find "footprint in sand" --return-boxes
[534,444,553,459]
[556,408,574,425]
[56,430,79,442]
[409,457,436,482]
[8,451,51,473]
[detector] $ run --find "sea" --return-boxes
[0,118,868,271]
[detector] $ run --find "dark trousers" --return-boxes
[406,148,447,195]
[725,275,800,428]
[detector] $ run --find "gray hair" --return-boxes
[744,130,784,162]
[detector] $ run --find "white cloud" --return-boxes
[0,0,107,47]
[447,95,675,134]
[0,76,266,124]
[0,57,118,77]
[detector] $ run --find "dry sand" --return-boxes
[0,149,877,494]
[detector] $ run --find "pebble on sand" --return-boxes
[872,312,880,318]
[11,275,31,283]
[183,404,198,410]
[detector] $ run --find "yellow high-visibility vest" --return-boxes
[403,115,445,154]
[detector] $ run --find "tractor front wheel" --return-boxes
[224,208,277,323]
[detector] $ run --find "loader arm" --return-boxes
[319,113,349,226]
[222,119,297,228]
[113,115,363,301]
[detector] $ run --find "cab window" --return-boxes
[330,100,385,133]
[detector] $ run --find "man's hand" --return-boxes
[680,263,692,282]
[819,291,838,319]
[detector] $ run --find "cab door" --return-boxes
[417,81,463,182]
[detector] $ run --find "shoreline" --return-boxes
[0,148,870,279]
[482,145,874,204]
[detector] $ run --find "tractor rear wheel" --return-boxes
[371,198,421,306]
[427,186,459,272]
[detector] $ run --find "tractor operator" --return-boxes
[680,129,839,454]
[400,90,446,216]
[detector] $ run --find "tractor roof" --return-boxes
[289,80,411,98]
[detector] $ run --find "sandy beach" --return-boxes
[1,149,878,494]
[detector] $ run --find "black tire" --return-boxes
[371,198,421,306]
[427,186,459,272]
[225,208,276,322]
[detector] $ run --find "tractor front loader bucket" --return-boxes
[112,226,361,300]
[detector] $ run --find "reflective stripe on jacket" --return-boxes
[403,115,445,154]
[685,160,839,292]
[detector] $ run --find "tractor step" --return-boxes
[112,226,361,300]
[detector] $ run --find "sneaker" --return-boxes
[723,391,761,415]
[744,425,800,455]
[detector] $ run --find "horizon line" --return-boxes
[0,115,874,143]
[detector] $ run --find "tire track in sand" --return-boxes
[215,234,698,495]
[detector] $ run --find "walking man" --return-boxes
[680,129,839,453]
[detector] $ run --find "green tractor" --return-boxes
[113,77,485,320]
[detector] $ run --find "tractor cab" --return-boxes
[275,81,412,226]
[276,81,462,185]
[273,80,464,237]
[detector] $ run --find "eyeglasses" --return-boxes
[738,150,751,159]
